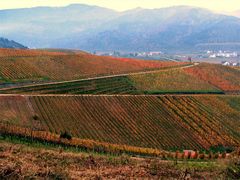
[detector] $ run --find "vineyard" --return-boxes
[129,69,222,94]
[0,48,187,83]
[0,95,239,151]
[0,76,139,95]
[0,48,68,57]
[0,48,239,159]
[184,63,240,93]
[0,66,226,95]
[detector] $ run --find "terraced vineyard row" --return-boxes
[1,66,226,95]
[184,63,240,92]
[0,77,139,95]
[0,48,187,82]
[0,58,46,81]
[129,69,222,94]
[0,48,68,57]
[0,95,239,151]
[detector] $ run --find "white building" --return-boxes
[222,61,230,66]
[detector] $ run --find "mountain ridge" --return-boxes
[1,4,240,52]
[0,37,27,49]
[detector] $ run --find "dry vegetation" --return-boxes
[0,141,235,179]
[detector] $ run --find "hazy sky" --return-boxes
[0,0,239,12]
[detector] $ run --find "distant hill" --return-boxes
[0,48,185,83]
[1,4,240,52]
[71,6,240,52]
[0,4,117,48]
[0,37,27,49]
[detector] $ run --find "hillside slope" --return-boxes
[0,141,228,179]
[0,95,239,151]
[2,63,240,95]
[184,63,240,93]
[0,48,186,83]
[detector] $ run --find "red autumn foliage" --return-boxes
[0,48,187,81]
[0,48,67,57]
[184,63,240,92]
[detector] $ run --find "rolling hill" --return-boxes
[0,48,186,84]
[0,5,239,179]
[0,48,239,162]
[0,95,239,151]
[1,5,240,52]
[1,55,239,95]
[1,66,228,95]
[184,63,240,93]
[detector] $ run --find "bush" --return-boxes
[199,154,205,160]
[209,145,234,153]
[208,152,214,159]
[222,152,227,159]
[60,131,72,140]
[32,115,39,120]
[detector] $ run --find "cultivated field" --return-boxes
[0,77,139,95]
[0,95,239,151]
[0,48,187,83]
[2,62,239,95]
[184,63,240,93]
[129,69,222,94]
[0,48,68,57]
[0,48,239,179]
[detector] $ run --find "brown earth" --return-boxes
[0,141,229,179]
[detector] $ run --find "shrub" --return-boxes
[32,115,39,120]
[199,154,205,160]
[214,153,220,159]
[60,131,72,140]
[175,150,180,159]
[209,145,234,154]
[222,152,227,159]
[208,152,214,159]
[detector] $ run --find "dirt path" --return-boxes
[0,94,238,98]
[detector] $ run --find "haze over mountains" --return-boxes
[0,37,27,49]
[1,4,240,52]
